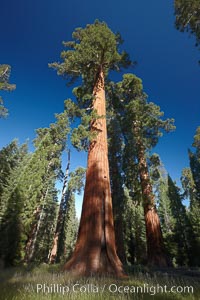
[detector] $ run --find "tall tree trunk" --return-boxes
[63,69,125,277]
[48,151,70,263]
[137,143,168,267]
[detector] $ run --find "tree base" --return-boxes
[62,248,127,278]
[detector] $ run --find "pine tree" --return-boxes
[0,64,16,118]
[50,20,131,277]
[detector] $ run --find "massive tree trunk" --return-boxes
[63,69,125,277]
[137,144,168,267]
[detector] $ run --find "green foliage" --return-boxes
[0,110,71,266]
[0,174,26,266]
[49,20,131,88]
[107,110,127,262]
[0,65,16,91]
[181,126,200,266]
[167,176,191,266]
[157,177,177,264]
[123,188,147,264]
[157,169,192,266]
[0,64,16,118]
[181,167,196,205]
[68,167,85,194]
[0,140,28,202]
[114,73,175,151]
[57,192,78,262]
[50,21,131,152]
[31,182,59,263]
[56,167,85,262]
[106,73,175,265]
[175,0,200,48]
[0,97,8,118]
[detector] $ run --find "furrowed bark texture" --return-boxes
[63,70,125,277]
[138,145,168,267]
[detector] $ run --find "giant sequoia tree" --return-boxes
[111,74,175,266]
[50,20,130,276]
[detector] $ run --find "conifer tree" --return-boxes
[56,167,84,263]
[182,127,200,266]
[175,0,200,49]
[23,112,70,262]
[50,20,130,276]
[0,140,27,203]
[123,187,146,264]
[0,148,28,266]
[0,112,70,266]
[0,187,24,266]
[167,175,191,265]
[49,155,85,264]
[106,83,147,265]
[48,151,71,263]
[148,155,192,266]
[0,64,16,118]
[31,181,59,263]
[111,73,175,267]
[107,108,127,263]
[157,175,177,264]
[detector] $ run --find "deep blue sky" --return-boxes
[1,0,200,215]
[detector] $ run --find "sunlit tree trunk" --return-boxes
[137,143,168,267]
[63,69,125,277]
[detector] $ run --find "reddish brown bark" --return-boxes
[63,70,126,277]
[138,144,168,267]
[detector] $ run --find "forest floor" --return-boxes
[0,264,199,300]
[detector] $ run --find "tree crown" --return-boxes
[49,20,131,88]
